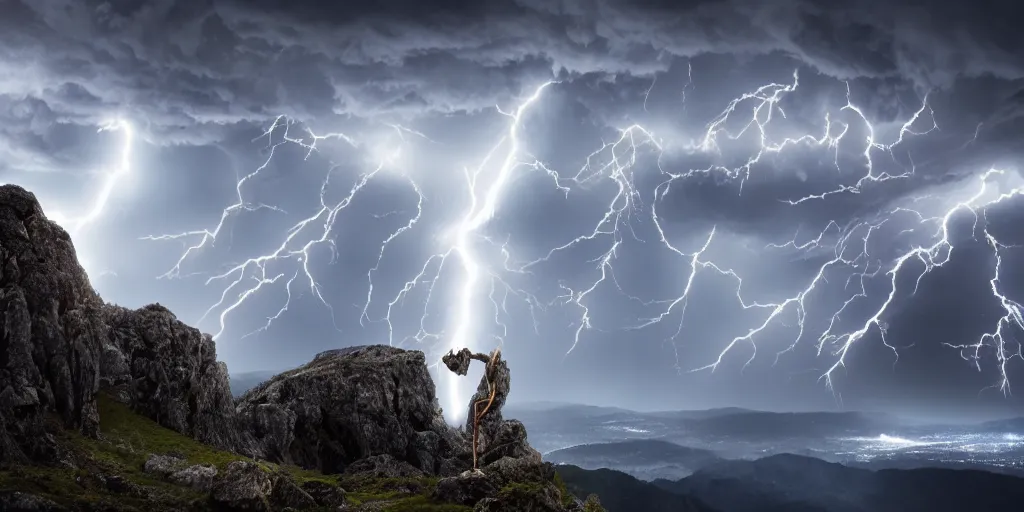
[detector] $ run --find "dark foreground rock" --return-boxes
[0,490,65,511]
[0,185,105,465]
[210,461,274,510]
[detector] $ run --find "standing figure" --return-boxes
[442,347,510,471]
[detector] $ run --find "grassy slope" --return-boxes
[0,394,474,511]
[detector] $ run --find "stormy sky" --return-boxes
[2,0,1024,423]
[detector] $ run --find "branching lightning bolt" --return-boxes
[142,116,405,342]
[136,65,1024,422]
[360,82,556,418]
[523,68,1022,402]
[145,86,559,421]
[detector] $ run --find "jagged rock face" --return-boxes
[236,345,466,474]
[102,303,254,455]
[479,419,541,466]
[0,185,251,462]
[0,185,104,464]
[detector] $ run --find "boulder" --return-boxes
[269,473,317,509]
[474,482,564,512]
[169,464,218,492]
[143,453,187,477]
[210,461,273,511]
[299,481,348,508]
[482,456,555,488]
[433,471,500,506]
[236,345,463,474]
[432,457,570,511]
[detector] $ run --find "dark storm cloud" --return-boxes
[4,0,1021,241]
[2,0,1022,152]
[3,0,1024,417]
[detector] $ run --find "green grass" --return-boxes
[86,394,239,470]
[0,395,241,510]
[380,495,473,511]
[0,394,475,511]
[0,395,341,510]
[338,474,475,510]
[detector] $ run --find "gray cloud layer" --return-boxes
[4,0,1022,143]
[2,0,1024,418]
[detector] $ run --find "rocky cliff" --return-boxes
[0,184,602,511]
[0,184,106,464]
[236,345,470,476]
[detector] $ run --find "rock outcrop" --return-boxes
[102,303,253,454]
[236,345,469,475]
[0,185,105,464]
[0,184,252,463]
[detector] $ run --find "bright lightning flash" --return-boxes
[133,68,1024,423]
[384,82,555,417]
[49,119,134,234]
[39,119,134,279]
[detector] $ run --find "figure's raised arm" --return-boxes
[442,347,493,376]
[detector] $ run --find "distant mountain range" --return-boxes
[644,407,755,421]
[508,401,1024,463]
[557,465,717,512]
[559,453,1024,512]
[546,439,723,480]
[978,416,1024,431]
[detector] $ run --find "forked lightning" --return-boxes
[48,68,1022,422]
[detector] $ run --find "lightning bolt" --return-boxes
[362,82,556,419]
[49,119,134,234]
[34,118,134,280]
[145,85,557,421]
[660,76,1022,400]
[508,69,1021,400]
[137,65,1023,424]
[142,116,401,342]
